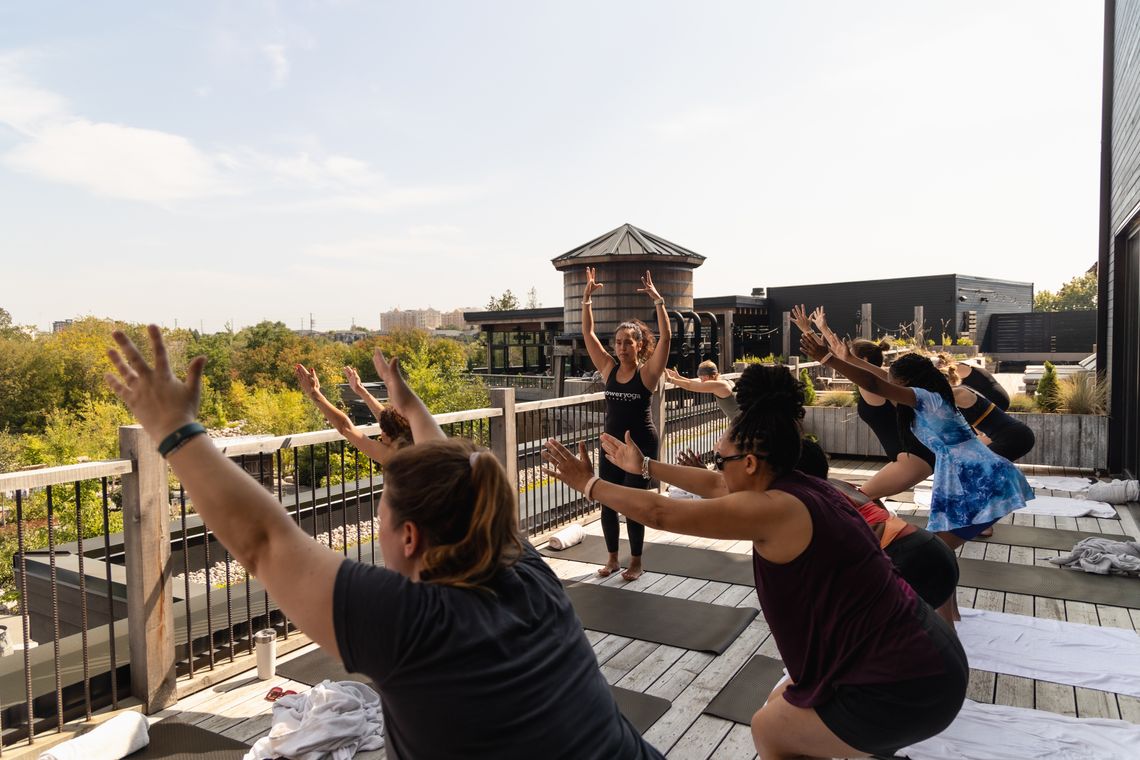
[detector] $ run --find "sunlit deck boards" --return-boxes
[150,457,1138,760]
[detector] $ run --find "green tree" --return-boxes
[485,290,520,311]
[1034,269,1097,312]
[232,321,305,387]
[0,307,30,340]
[1036,361,1061,412]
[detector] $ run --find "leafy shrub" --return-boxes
[1058,372,1106,415]
[1036,361,1061,412]
[799,368,816,406]
[1007,394,1037,413]
[816,391,856,408]
[955,337,974,346]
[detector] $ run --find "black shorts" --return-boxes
[815,601,968,756]
[885,529,960,609]
[898,429,936,469]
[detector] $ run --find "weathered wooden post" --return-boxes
[489,388,518,487]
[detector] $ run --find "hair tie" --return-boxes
[470,451,480,468]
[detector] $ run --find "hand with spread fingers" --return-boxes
[583,266,604,300]
[823,330,851,362]
[790,304,815,336]
[809,306,830,334]
[343,366,367,396]
[599,431,644,476]
[105,325,205,442]
[541,439,595,492]
[800,332,829,363]
[637,270,663,303]
[676,449,705,468]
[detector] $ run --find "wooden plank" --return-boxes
[1096,606,1136,630]
[668,714,734,759]
[712,724,759,759]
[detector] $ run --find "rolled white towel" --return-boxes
[1087,479,1140,504]
[666,485,700,500]
[547,524,585,550]
[39,712,149,760]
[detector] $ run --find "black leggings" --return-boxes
[987,423,1035,462]
[600,505,646,557]
[885,529,960,609]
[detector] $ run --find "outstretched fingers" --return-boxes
[112,330,151,377]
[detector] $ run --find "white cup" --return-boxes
[254,629,277,680]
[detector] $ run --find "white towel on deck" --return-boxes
[38,712,149,760]
[956,608,1140,698]
[900,699,1140,759]
[547,524,585,550]
[1025,475,1096,492]
[244,680,384,760]
[912,489,1117,518]
[1049,537,1140,576]
[1087,479,1140,504]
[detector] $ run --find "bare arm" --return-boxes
[581,265,616,379]
[372,350,444,443]
[108,327,344,658]
[295,365,394,464]
[599,431,729,498]
[640,271,671,387]
[543,439,782,542]
[344,366,388,422]
[817,334,916,407]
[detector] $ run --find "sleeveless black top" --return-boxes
[960,366,1009,411]
[857,393,936,467]
[599,367,659,483]
[958,387,1017,436]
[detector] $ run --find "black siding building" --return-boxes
[1101,0,1140,477]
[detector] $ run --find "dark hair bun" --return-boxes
[878,339,892,351]
[734,365,806,422]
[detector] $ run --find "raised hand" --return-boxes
[791,304,814,335]
[584,266,604,300]
[664,367,683,383]
[294,364,321,399]
[600,431,644,475]
[822,330,851,361]
[343,366,366,395]
[676,449,706,468]
[105,325,205,443]
[541,439,595,492]
[637,270,663,303]
[800,332,828,362]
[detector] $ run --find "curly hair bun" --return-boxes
[734,365,806,422]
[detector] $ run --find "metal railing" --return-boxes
[472,373,555,391]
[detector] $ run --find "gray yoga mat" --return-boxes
[564,581,758,654]
[542,535,754,586]
[127,719,250,760]
[898,514,1132,551]
[278,646,669,734]
[957,558,1140,607]
[701,655,786,725]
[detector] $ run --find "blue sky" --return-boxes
[1,1,1104,332]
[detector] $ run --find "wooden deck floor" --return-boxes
[135,459,1140,759]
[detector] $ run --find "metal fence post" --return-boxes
[489,388,518,487]
[119,425,176,713]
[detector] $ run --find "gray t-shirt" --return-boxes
[333,542,664,760]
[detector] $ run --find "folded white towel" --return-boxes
[1025,475,1096,492]
[913,490,1117,518]
[547,524,585,550]
[38,712,149,760]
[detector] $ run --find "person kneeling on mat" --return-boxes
[543,365,967,760]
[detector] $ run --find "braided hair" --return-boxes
[729,364,805,477]
[889,353,958,452]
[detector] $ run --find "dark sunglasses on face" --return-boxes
[713,452,748,470]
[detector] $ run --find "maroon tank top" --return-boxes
[752,471,947,708]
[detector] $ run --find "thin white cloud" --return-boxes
[261,43,289,89]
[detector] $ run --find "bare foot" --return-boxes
[979,527,994,538]
[598,553,621,577]
[621,558,644,581]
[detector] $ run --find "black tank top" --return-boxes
[960,366,1009,411]
[857,394,903,459]
[603,367,657,448]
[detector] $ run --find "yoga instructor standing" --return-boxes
[582,266,671,580]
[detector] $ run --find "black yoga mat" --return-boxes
[898,514,1132,551]
[278,646,669,734]
[701,655,786,725]
[564,581,758,654]
[542,536,754,586]
[611,686,670,733]
[957,557,1140,607]
[127,719,250,760]
[276,647,373,687]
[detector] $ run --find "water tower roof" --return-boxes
[551,223,706,270]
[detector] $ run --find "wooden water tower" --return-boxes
[551,223,706,379]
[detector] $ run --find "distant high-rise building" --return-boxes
[52,319,74,333]
[380,307,441,332]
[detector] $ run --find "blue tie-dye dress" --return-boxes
[909,387,1034,532]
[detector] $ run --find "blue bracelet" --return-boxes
[157,422,207,458]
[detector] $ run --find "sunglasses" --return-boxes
[713,452,748,470]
